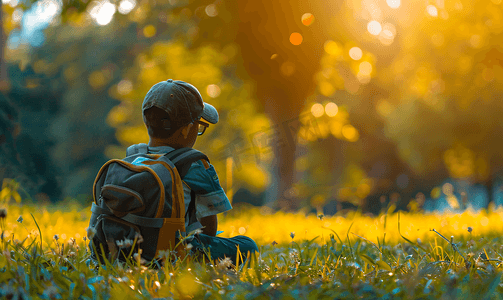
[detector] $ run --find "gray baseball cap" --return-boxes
[142,79,219,131]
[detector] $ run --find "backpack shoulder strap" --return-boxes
[164,148,209,179]
[126,143,148,156]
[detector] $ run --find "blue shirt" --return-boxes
[148,146,232,232]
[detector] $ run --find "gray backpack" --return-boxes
[88,143,208,264]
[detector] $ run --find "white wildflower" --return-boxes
[217,257,233,269]
[123,239,133,248]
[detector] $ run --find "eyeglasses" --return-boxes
[196,120,209,136]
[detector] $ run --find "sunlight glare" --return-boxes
[26,0,61,28]
[386,0,400,9]
[367,21,382,36]
[118,0,136,15]
[89,1,116,26]
[426,5,438,17]
[349,47,363,60]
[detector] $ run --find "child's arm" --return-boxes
[200,215,217,236]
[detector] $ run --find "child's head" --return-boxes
[142,79,218,148]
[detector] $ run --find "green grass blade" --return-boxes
[30,213,43,250]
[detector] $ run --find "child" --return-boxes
[138,79,258,264]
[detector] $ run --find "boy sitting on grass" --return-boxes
[137,79,258,264]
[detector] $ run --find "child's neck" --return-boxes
[148,137,192,149]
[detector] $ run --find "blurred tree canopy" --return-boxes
[1,0,503,212]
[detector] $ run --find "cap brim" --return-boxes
[202,102,219,124]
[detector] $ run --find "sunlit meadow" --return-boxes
[2,200,503,298]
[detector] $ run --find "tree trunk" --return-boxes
[484,175,494,209]
[235,0,341,210]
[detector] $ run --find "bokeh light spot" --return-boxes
[383,23,396,36]
[270,53,278,60]
[118,0,136,14]
[206,84,221,98]
[357,73,371,84]
[426,5,438,17]
[442,183,453,196]
[367,21,382,36]
[431,187,441,199]
[342,125,359,142]
[12,8,23,23]
[379,29,394,45]
[117,79,133,95]
[301,13,315,26]
[324,40,341,56]
[359,61,373,75]
[387,0,400,9]
[143,25,156,38]
[205,4,218,17]
[290,32,303,45]
[280,61,296,76]
[89,71,106,89]
[176,273,199,297]
[311,103,324,118]
[238,227,246,234]
[325,102,338,117]
[349,47,363,60]
[89,0,116,26]
[376,100,393,117]
[319,81,335,96]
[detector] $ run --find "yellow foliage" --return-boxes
[109,41,272,193]
[116,126,149,145]
[233,163,270,192]
[0,179,21,204]
[4,202,503,255]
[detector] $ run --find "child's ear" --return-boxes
[182,123,194,139]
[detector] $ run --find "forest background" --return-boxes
[1,0,503,215]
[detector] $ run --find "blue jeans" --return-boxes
[190,234,258,264]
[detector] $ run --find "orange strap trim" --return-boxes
[142,160,185,219]
[201,159,210,169]
[93,159,165,218]
[156,217,186,256]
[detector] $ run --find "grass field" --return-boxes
[1,202,503,299]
